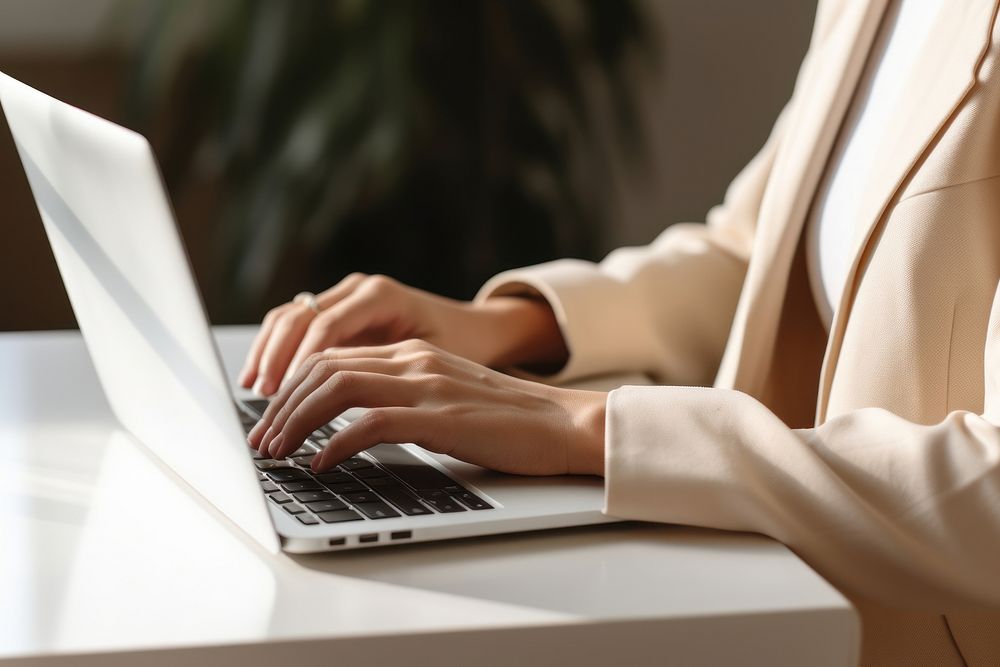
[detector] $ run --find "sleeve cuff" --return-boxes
[475,259,659,384]
[602,385,781,534]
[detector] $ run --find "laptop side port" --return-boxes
[390,531,412,541]
[359,533,379,544]
[328,538,346,547]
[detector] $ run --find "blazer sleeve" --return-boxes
[472,0,855,386]
[474,105,790,386]
[604,282,1000,610]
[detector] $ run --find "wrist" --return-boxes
[475,296,569,370]
[566,389,607,476]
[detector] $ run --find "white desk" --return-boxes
[0,327,859,666]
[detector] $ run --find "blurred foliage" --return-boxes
[127,0,652,320]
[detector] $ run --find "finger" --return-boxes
[251,357,401,450]
[311,287,387,348]
[250,355,349,449]
[238,307,285,388]
[285,282,409,382]
[285,312,346,381]
[246,274,365,389]
[312,408,436,473]
[255,308,314,396]
[273,338,423,408]
[258,364,340,455]
[292,337,434,381]
[273,373,422,459]
[253,339,437,441]
[289,275,373,375]
[314,272,368,309]
[245,274,383,389]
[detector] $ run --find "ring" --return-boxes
[293,291,322,314]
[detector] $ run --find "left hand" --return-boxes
[247,339,606,477]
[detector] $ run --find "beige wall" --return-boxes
[605,0,815,249]
[0,0,817,330]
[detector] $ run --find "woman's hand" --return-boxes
[238,273,568,396]
[246,339,606,477]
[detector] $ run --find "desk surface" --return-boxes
[0,327,858,666]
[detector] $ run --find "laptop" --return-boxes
[0,71,617,553]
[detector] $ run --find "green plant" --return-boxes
[127,0,651,320]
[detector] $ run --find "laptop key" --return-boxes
[421,495,465,513]
[297,513,320,525]
[341,491,381,505]
[281,480,323,493]
[260,480,279,493]
[314,471,353,485]
[317,509,364,524]
[378,489,432,516]
[452,491,492,510]
[266,468,311,482]
[323,482,368,494]
[256,471,266,481]
[243,399,269,415]
[306,498,348,513]
[237,403,258,418]
[366,444,457,490]
[293,490,339,504]
[283,503,307,515]
[365,476,403,488]
[338,457,373,471]
[292,454,316,466]
[354,502,401,519]
[352,467,390,479]
[255,459,290,470]
[304,423,334,442]
[268,492,293,504]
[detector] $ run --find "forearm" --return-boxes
[474,296,569,371]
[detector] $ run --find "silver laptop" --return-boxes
[0,71,617,553]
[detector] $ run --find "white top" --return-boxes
[806,0,945,328]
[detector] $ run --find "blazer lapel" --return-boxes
[718,0,889,394]
[816,0,1000,423]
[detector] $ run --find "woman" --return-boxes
[243,0,1000,664]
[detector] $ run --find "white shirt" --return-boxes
[806,0,945,329]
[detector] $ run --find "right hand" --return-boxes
[238,273,568,396]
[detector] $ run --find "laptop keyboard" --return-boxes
[238,399,493,526]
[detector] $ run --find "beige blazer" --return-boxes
[478,0,1000,664]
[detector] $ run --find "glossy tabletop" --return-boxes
[0,327,859,666]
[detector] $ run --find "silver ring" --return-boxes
[293,291,322,314]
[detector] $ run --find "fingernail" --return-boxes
[252,378,265,396]
[267,433,284,458]
[247,419,266,445]
[311,450,326,472]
